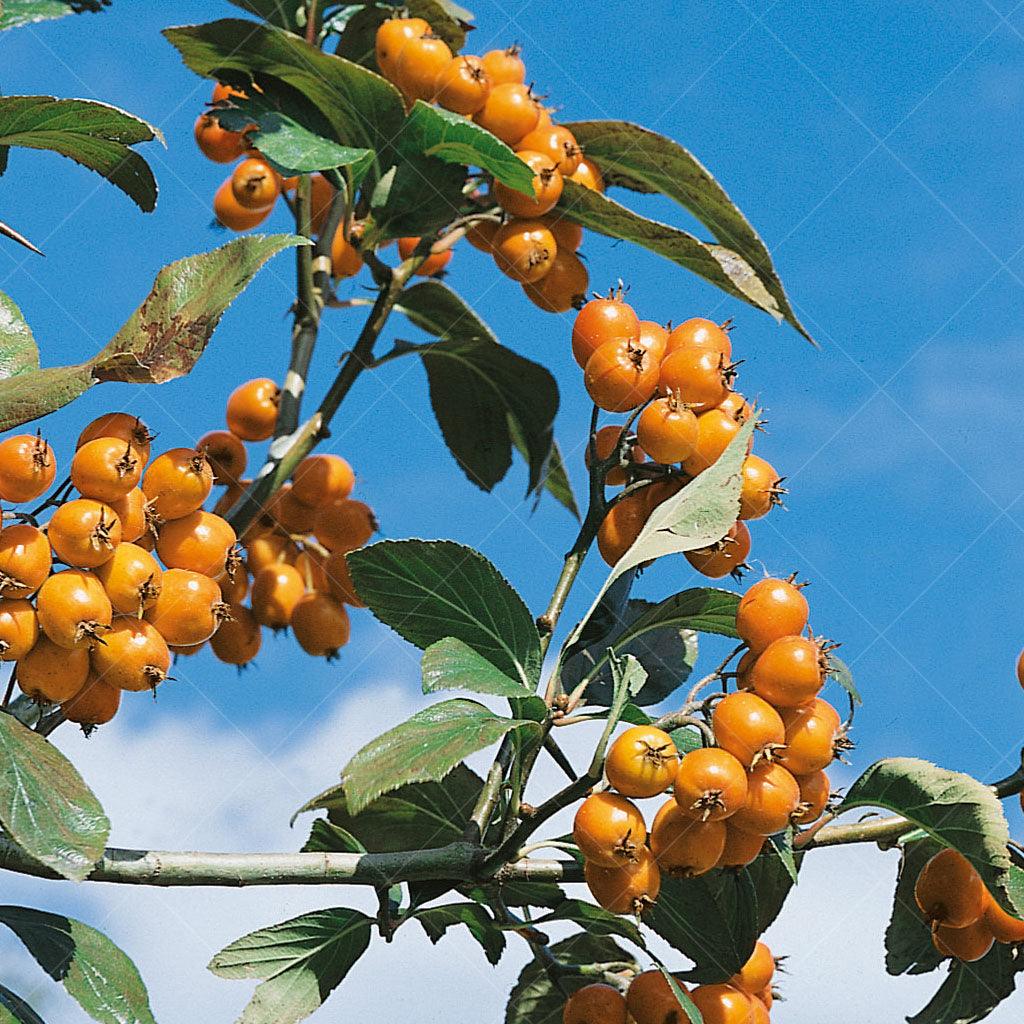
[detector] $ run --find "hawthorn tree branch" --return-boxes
[0,836,585,887]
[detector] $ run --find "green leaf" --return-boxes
[394,283,560,496]
[0,234,302,431]
[465,880,567,910]
[562,418,753,661]
[611,415,755,576]
[907,943,1024,1024]
[886,837,946,977]
[763,829,798,885]
[745,835,802,935]
[642,870,759,982]
[208,909,372,1024]
[0,96,160,211]
[666,725,702,754]
[0,984,46,1024]
[421,337,559,496]
[164,19,405,181]
[0,0,101,32]
[562,587,740,707]
[557,179,784,326]
[369,156,465,237]
[395,279,496,342]
[0,289,38,379]
[300,818,366,854]
[562,596,697,707]
[414,903,506,965]
[505,933,638,1024]
[422,637,532,697]
[340,698,540,814]
[564,120,813,344]
[535,899,644,947]
[216,95,374,176]
[400,101,533,192]
[296,763,482,851]
[655,965,702,1024]
[226,0,307,33]
[333,5,389,67]
[0,906,156,1024]
[514,432,579,519]
[0,714,108,881]
[644,837,798,983]
[829,654,862,706]
[348,539,541,687]
[840,757,1015,914]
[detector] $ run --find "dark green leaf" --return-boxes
[348,539,541,686]
[505,933,638,1024]
[536,899,644,947]
[0,96,159,211]
[421,337,560,496]
[0,906,156,1024]
[300,818,366,854]
[226,0,307,33]
[563,590,740,707]
[564,120,813,344]
[643,870,759,982]
[422,637,531,697]
[208,908,372,1024]
[0,234,302,431]
[164,19,405,181]
[557,180,783,325]
[514,432,579,518]
[840,758,1016,914]
[0,983,46,1024]
[216,95,374,176]
[907,943,1023,1024]
[0,714,108,881]
[414,903,506,965]
[340,698,540,814]
[746,835,802,935]
[400,101,533,192]
[369,156,465,237]
[298,763,482,854]
[465,880,567,910]
[829,655,861,706]
[0,289,38,380]
[886,837,946,977]
[399,285,564,497]
[395,278,495,343]
[333,5,389,68]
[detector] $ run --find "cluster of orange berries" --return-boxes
[572,577,843,918]
[562,940,777,1024]
[375,16,604,312]
[194,80,455,281]
[914,848,1024,963]
[568,296,783,574]
[0,383,372,729]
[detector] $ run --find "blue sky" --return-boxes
[1,2,1023,1022]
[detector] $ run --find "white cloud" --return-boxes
[1,687,1021,1023]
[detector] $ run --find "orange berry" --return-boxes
[569,157,604,193]
[730,761,801,837]
[585,424,646,486]
[291,591,350,658]
[197,430,248,485]
[649,798,727,877]
[0,597,39,661]
[397,236,453,276]
[665,318,732,360]
[156,510,237,577]
[491,218,558,283]
[375,17,430,80]
[77,413,153,463]
[62,672,120,728]
[18,636,90,703]
[433,54,491,115]
[0,523,51,596]
[473,82,540,145]
[291,454,355,508]
[685,521,751,580]
[0,434,56,503]
[141,448,213,521]
[226,378,280,442]
[48,498,122,569]
[214,178,272,231]
[194,113,247,163]
[572,295,641,369]
[91,617,170,692]
[144,568,227,647]
[493,150,563,218]
[210,604,262,667]
[314,499,376,553]
[522,248,588,312]
[230,157,279,210]
[636,396,698,464]
[94,541,162,616]
[250,563,305,628]
[480,46,525,87]
[35,570,111,650]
